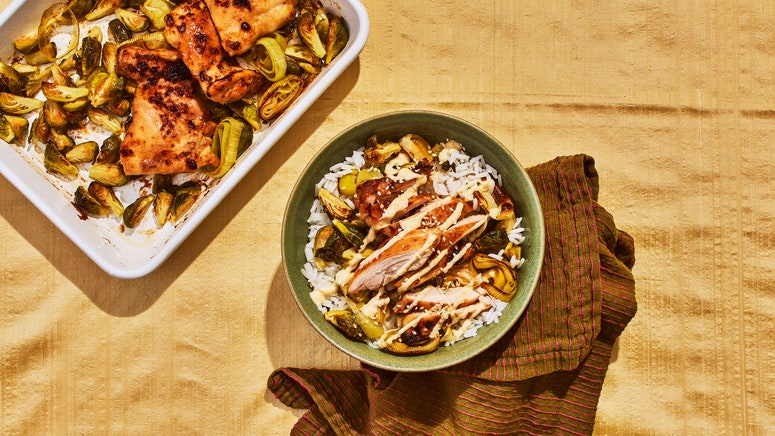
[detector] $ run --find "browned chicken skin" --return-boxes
[163,0,265,104]
[116,46,219,175]
[205,0,298,56]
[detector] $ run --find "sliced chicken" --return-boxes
[204,0,298,57]
[346,228,442,297]
[393,285,484,314]
[116,46,219,175]
[163,0,264,104]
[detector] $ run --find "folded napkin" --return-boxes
[268,154,637,435]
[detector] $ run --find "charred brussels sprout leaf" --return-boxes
[44,143,79,178]
[123,194,153,228]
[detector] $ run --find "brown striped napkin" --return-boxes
[268,154,637,435]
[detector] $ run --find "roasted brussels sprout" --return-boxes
[79,35,103,77]
[88,107,123,133]
[0,92,44,114]
[332,218,364,248]
[0,62,23,94]
[474,229,509,254]
[88,181,124,216]
[65,141,99,163]
[74,185,112,217]
[43,100,69,130]
[123,194,153,228]
[13,28,39,54]
[170,181,201,222]
[364,135,401,166]
[325,15,348,65]
[317,188,353,220]
[86,0,127,21]
[41,83,89,103]
[67,0,97,19]
[382,330,441,356]
[297,7,326,59]
[39,3,79,60]
[44,143,79,178]
[115,7,150,32]
[50,128,75,151]
[89,162,128,186]
[0,115,28,144]
[256,75,304,120]
[108,18,132,43]
[95,133,122,164]
[88,71,124,107]
[228,100,261,130]
[153,190,173,226]
[151,174,174,193]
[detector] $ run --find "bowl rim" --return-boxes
[282,109,545,372]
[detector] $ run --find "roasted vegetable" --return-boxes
[140,0,174,30]
[0,115,28,144]
[471,253,517,302]
[85,0,126,21]
[74,185,112,216]
[50,128,76,151]
[88,107,123,133]
[88,181,124,216]
[0,92,43,114]
[88,71,124,107]
[95,133,122,164]
[67,0,97,19]
[0,62,23,94]
[325,15,348,65]
[13,28,39,54]
[324,309,367,342]
[44,143,78,178]
[38,3,80,60]
[313,224,349,265]
[170,181,201,222]
[317,188,353,220]
[474,229,509,254]
[332,218,364,248]
[108,18,132,43]
[41,83,89,103]
[364,135,401,166]
[65,141,99,163]
[337,171,357,197]
[115,7,150,32]
[43,100,69,130]
[206,117,249,178]
[254,36,287,82]
[79,35,103,77]
[398,133,433,163]
[153,190,173,226]
[297,6,326,59]
[228,100,261,130]
[381,330,441,356]
[123,194,153,228]
[256,75,304,120]
[89,162,128,186]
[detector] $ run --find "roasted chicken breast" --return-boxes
[163,0,265,104]
[116,46,219,175]
[204,0,298,56]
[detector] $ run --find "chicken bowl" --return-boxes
[282,110,545,372]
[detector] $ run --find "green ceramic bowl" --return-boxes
[282,110,545,372]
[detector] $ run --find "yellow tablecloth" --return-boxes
[1,1,773,434]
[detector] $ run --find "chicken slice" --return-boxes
[347,228,442,297]
[116,46,219,175]
[163,0,264,104]
[393,286,484,314]
[205,0,298,57]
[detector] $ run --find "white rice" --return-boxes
[302,140,526,345]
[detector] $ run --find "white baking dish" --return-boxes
[0,0,369,278]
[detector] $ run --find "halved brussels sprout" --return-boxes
[0,62,23,94]
[95,134,122,164]
[0,115,28,144]
[102,42,118,73]
[85,0,126,21]
[313,224,348,266]
[474,228,509,254]
[381,330,441,356]
[325,15,348,65]
[13,28,39,54]
[398,133,433,163]
[297,7,326,59]
[24,45,57,66]
[123,194,153,228]
[324,309,367,342]
[89,162,128,186]
[74,185,112,217]
[65,141,99,164]
[88,107,123,134]
[79,35,103,77]
[256,75,304,121]
[0,92,44,114]
[153,190,173,226]
[228,100,261,130]
[317,188,353,220]
[170,181,201,222]
[88,181,124,216]
[41,83,89,103]
[332,218,364,248]
[364,135,401,166]
[67,0,97,19]
[50,128,75,150]
[108,18,132,43]
[44,100,69,130]
[88,71,124,107]
[115,8,150,32]
[44,142,78,178]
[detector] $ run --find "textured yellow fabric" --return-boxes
[0,0,773,434]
